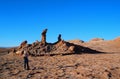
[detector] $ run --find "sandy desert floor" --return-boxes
[0,52,120,79]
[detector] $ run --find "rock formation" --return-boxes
[11,29,75,56]
[13,29,102,56]
[90,38,104,42]
[58,34,62,42]
[68,39,84,45]
[18,40,27,50]
[41,29,47,45]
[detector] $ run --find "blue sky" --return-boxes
[0,0,120,47]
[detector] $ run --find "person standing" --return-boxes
[22,49,30,70]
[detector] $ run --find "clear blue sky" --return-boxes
[0,0,120,47]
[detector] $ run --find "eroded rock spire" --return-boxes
[41,29,47,45]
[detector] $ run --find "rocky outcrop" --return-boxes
[13,29,76,56]
[18,40,27,50]
[26,40,75,56]
[58,34,62,42]
[68,39,84,45]
[90,38,104,42]
[41,29,47,45]
[13,29,104,56]
[113,37,120,41]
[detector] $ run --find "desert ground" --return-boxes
[0,38,120,79]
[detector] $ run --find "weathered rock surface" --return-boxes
[18,40,27,50]
[10,29,74,56]
[41,29,47,45]
[89,38,104,42]
[68,39,84,45]
[13,29,104,56]
[13,29,94,56]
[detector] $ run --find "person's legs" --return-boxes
[25,57,29,70]
[26,60,29,70]
[24,57,26,69]
[23,57,30,70]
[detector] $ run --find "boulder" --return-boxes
[18,40,27,49]
[15,50,22,55]
[68,46,75,52]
